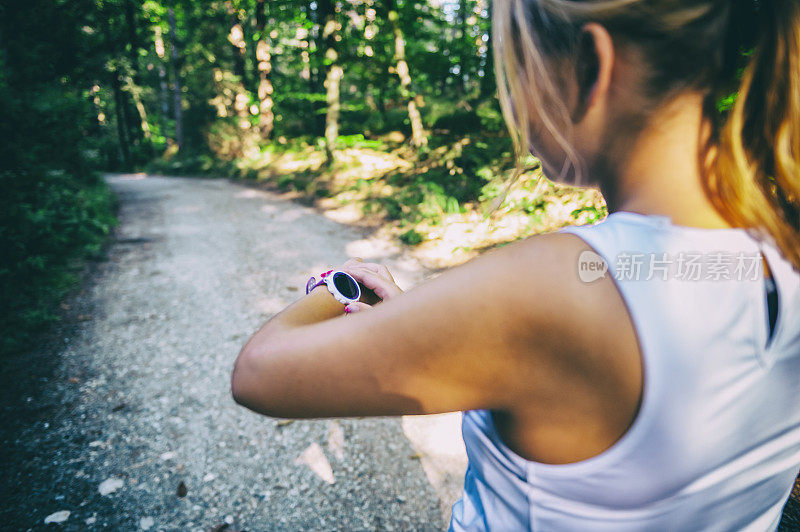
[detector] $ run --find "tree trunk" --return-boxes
[388,0,426,147]
[324,63,343,164]
[310,1,327,137]
[295,18,314,130]
[110,68,132,168]
[459,0,469,93]
[89,85,105,129]
[122,3,152,144]
[376,83,387,120]
[255,0,274,139]
[226,1,250,87]
[89,85,114,168]
[318,0,340,165]
[122,0,145,144]
[153,26,170,117]
[168,8,184,151]
[226,1,252,130]
[123,0,140,71]
[126,79,151,140]
[100,8,138,163]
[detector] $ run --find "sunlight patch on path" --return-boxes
[115,172,148,180]
[402,412,468,521]
[327,420,345,460]
[323,204,365,224]
[235,188,269,199]
[294,442,336,485]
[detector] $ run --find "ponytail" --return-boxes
[711,0,800,270]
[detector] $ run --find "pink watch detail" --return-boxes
[306,269,334,295]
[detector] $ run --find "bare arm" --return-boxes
[230,232,641,424]
[238,280,349,352]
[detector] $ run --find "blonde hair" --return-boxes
[493,0,800,270]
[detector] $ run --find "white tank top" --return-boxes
[449,211,800,531]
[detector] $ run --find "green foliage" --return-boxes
[717,92,738,113]
[0,170,118,356]
[433,109,483,134]
[0,0,567,350]
[399,228,424,246]
[0,0,119,355]
[476,100,506,132]
[571,203,607,225]
[125,0,499,159]
[336,134,384,150]
[366,171,470,230]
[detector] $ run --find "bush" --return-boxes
[0,35,118,356]
[432,109,482,134]
[399,228,424,246]
[476,100,506,132]
[0,169,118,356]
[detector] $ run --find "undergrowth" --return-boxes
[0,171,118,356]
[146,129,607,255]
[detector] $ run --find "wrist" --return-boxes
[308,282,347,310]
[307,269,361,305]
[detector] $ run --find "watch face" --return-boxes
[333,272,359,300]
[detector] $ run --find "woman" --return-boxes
[232,0,800,529]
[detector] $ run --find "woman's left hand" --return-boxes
[340,257,402,314]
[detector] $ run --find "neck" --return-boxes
[599,92,732,229]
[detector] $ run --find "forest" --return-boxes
[0,0,605,354]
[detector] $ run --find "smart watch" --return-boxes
[305,269,361,305]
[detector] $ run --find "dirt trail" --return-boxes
[0,174,466,531]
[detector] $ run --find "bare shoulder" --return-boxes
[427,229,641,408]
[492,231,644,464]
[486,230,641,382]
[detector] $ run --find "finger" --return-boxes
[351,262,395,279]
[341,258,363,269]
[377,264,397,283]
[341,267,376,288]
[342,266,385,287]
[344,301,371,314]
[349,264,383,276]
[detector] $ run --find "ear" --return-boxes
[571,22,615,124]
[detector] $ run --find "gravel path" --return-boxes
[1,174,467,531]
